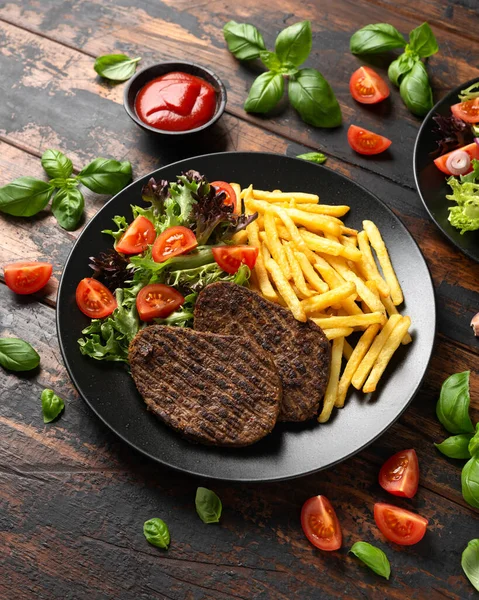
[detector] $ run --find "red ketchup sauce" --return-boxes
[135,72,217,132]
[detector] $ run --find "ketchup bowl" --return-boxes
[124,61,227,136]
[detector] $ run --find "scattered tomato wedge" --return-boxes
[301,495,342,551]
[374,503,428,546]
[347,125,392,155]
[152,226,198,263]
[379,449,419,498]
[212,245,258,274]
[76,278,117,319]
[4,261,53,295]
[349,66,390,105]
[116,215,156,255]
[136,283,184,321]
[211,180,238,213]
[433,142,479,175]
[451,98,479,123]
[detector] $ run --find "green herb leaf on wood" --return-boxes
[288,68,342,128]
[41,149,73,179]
[399,61,433,117]
[0,177,54,217]
[296,152,327,164]
[223,21,266,61]
[275,20,312,68]
[462,456,479,509]
[143,518,170,549]
[94,54,141,82]
[436,371,474,434]
[350,23,406,54]
[408,22,439,58]
[462,539,479,592]
[52,187,85,231]
[244,71,284,114]
[435,434,473,459]
[78,158,132,195]
[195,487,222,523]
[349,541,391,579]
[388,53,416,87]
[0,338,40,372]
[469,424,479,458]
[41,389,65,423]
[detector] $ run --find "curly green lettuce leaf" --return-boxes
[446,175,479,234]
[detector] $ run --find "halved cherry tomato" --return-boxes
[434,142,479,175]
[379,449,419,498]
[347,125,392,155]
[76,278,117,319]
[374,503,428,546]
[136,283,184,321]
[212,245,258,274]
[349,66,390,105]
[301,495,342,551]
[4,261,52,295]
[116,216,156,255]
[451,98,479,124]
[152,226,198,263]
[211,180,238,213]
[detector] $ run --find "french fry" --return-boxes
[266,258,307,321]
[269,205,310,253]
[242,184,254,205]
[312,257,363,316]
[299,230,362,261]
[253,190,319,203]
[231,230,248,245]
[363,220,403,305]
[351,314,402,390]
[264,210,291,280]
[382,295,412,345]
[363,317,411,393]
[246,220,278,302]
[301,282,356,315]
[336,324,381,408]
[294,251,329,293]
[230,182,242,205]
[311,312,386,329]
[318,336,344,422]
[357,230,390,298]
[283,243,314,298]
[292,203,350,217]
[343,339,354,360]
[324,328,354,340]
[250,200,342,236]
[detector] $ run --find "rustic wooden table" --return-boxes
[1,1,478,598]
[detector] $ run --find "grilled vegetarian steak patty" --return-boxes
[194,282,331,422]
[129,325,282,447]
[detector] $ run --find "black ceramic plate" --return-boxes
[414,77,479,263]
[57,152,436,482]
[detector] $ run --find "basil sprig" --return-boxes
[94,54,141,82]
[41,389,65,423]
[0,338,40,372]
[143,518,170,549]
[224,20,341,128]
[436,371,474,434]
[195,487,222,523]
[435,433,473,459]
[349,542,391,579]
[0,149,132,231]
[462,539,479,592]
[296,152,327,164]
[350,21,438,116]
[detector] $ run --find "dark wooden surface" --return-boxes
[1,1,479,598]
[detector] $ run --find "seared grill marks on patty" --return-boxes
[129,325,282,447]
[194,282,331,422]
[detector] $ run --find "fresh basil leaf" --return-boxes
[350,23,406,54]
[223,21,266,61]
[388,53,416,87]
[78,158,132,195]
[0,177,54,217]
[462,539,479,592]
[288,68,342,128]
[260,51,282,72]
[195,487,222,523]
[469,424,479,458]
[349,542,391,579]
[41,389,65,423]
[435,433,473,459]
[436,371,474,434]
[41,149,73,179]
[244,71,284,114]
[275,20,312,68]
[462,457,479,509]
[408,22,438,58]
[94,54,141,82]
[52,187,85,231]
[400,61,433,117]
[297,152,327,164]
[0,338,40,372]
[143,518,170,549]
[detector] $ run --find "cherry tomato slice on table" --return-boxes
[136,283,185,321]
[152,226,198,263]
[348,125,392,155]
[374,503,428,546]
[212,245,258,274]
[433,142,479,175]
[115,216,156,255]
[301,495,342,551]
[451,98,479,123]
[349,66,390,104]
[379,449,419,498]
[76,278,117,319]
[211,181,238,213]
[4,261,52,295]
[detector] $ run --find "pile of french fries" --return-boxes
[230,183,412,424]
